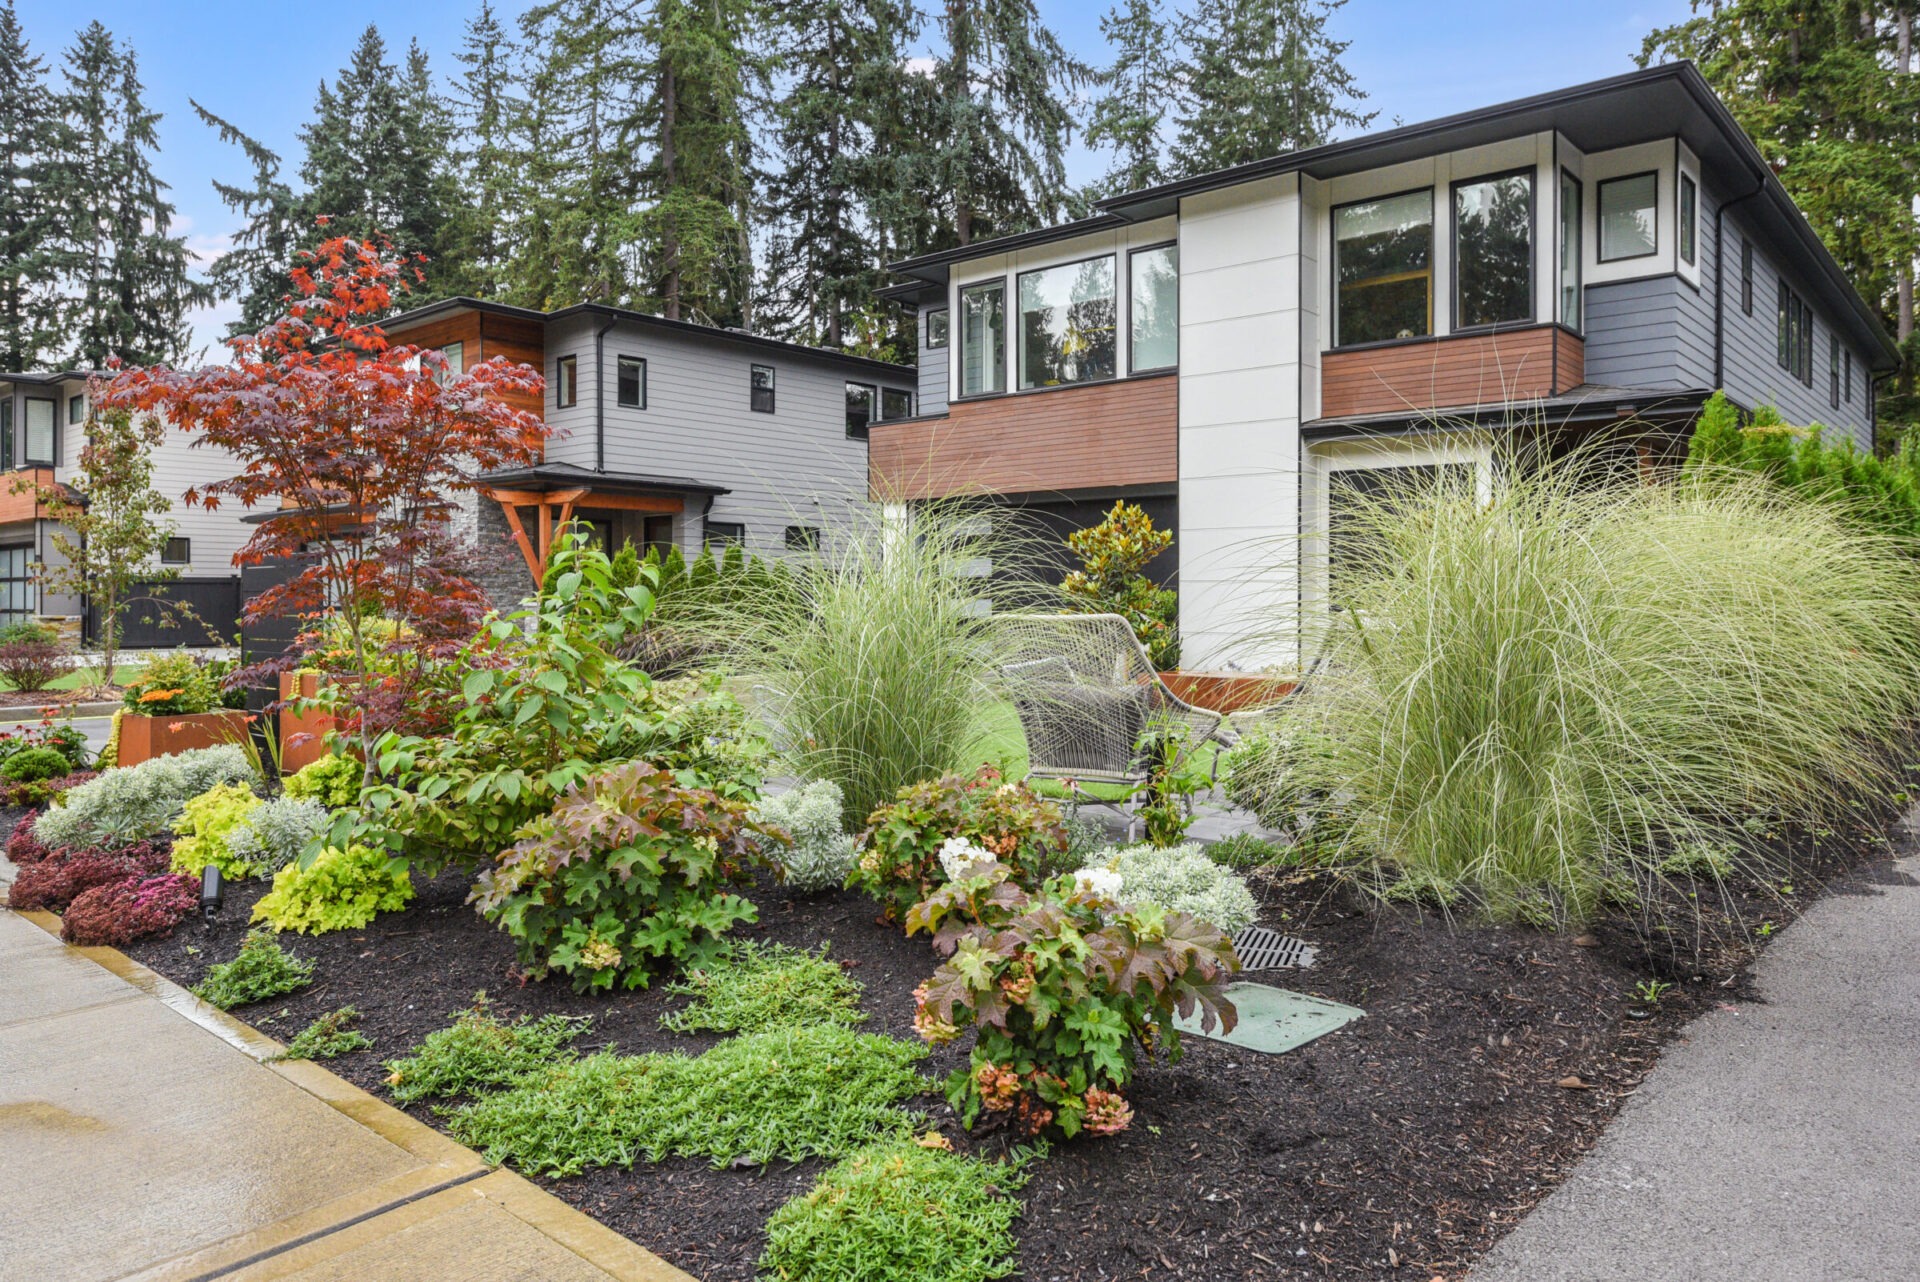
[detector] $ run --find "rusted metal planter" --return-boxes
[1158,671,1295,715]
[278,671,338,775]
[116,709,252,768]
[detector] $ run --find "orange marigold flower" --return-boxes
[138,688,184,704]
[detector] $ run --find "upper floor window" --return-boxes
[1334,189,1432,346]
[1845,350,1854,403]
[1678,174,1697,266]
[1777,281,1812,386]
[23,397,54,464]
[0,400,11,469]
[1830,334,1842,409]
[1130,243,1179,372]
[438,341,465,385]
[1597,172,1657,262]
[845,382,876,438]
[959,280,1005,396]
[1740,240,1754,314]
[617,355,646,409]
[751,363,776,413]
[881,387,913,420]
[1558,170,1582,332]
[161,536,190,565]
[1018,255,1116,389]
[67,394,85,425]
[926,308,949,350]
[555,355,578,408]
[1453,169,1533,331]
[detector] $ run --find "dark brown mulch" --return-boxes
[85,784,1908,1282]
[0,687,113,710]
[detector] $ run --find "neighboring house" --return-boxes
[0,370,252,636]
[379,298,918,605]
[875,62,1901,670]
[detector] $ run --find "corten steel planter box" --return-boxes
[116,709,252,768]
[278,671,337,775]
[1158,672,1295,715]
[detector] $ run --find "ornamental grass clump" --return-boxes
[853,767,1069,921]
[192,929,315,1009]
[758,1138,1032,1282]
[446,1025,928,1176]
[751,778,858,893]
[1240,462,1920,927]
[1079,843,1261,934]
[906,861,1238,1138]
[382,995,586,1101]
[661,941,866,1034]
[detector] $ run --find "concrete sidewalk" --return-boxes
[1472,818,1920,1282]
[0,895,693,1282]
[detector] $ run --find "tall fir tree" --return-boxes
[445,2,522,300]
[0,0,63,369]
[760,0,918,349]
[191,102,301,335]
[930,0,1087,245]
[1173,0,1373,174]
[1085,0,1179,196]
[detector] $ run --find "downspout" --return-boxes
[593,318,617,474]
[1713,172,1769,389]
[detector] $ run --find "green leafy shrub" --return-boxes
[383,995,586,1101]
[192,929,315,1009]
[1205,833,1281,869]
[751,778,857,892]
[0,722,91,772]
[36,745,258,848]
[1060,499,1179,669]
[120,650,224,716]
[1,746,73,783]
[1658,840,1736,880]
[168,782,265,878]
[473,761,771,992]
[0,619,57,646]
[758,1139,1031,1282]
[1079,843,1261,934]
[906,862,1238,1137]
[283,752,362,808]
[226,796,331,874]
[661,942,866,1034]
[853,767,1068,921]
[446,1025,928,1175]
[250,843,414,934]
[276,1007,372,1061]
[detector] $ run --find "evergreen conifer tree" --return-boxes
[445,2,522,300]
[191,102,301,335]
[1085,0,1178,196]
[0,0,64,368]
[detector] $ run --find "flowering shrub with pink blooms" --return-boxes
[852,767,1069,922]
[7,841,169,912]
[905,860,1239,1138]
[61,873,199,946]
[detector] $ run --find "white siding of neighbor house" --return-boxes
[538,314,916,561]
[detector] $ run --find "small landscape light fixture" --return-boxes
[201,865,224,918]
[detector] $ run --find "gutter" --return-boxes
[592,319,617,474]
[1713,171,1769,389]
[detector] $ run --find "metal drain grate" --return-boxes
[1232,926,1316,970]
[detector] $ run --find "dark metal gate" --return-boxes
[85,577,242,648]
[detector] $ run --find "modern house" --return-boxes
[379,298,918,605]
[0,370,252,634]
[874,62,1901,670]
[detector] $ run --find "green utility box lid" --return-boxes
[1174,982,1363,1055]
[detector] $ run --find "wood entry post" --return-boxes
[479,486,590,581]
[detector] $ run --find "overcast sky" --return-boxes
[13,0,1690,360]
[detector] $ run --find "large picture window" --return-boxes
[1334,189,1432,346]
[1327,462,1472,604]
[1597,172,1657,262]
[1453,170,1533,331]
[1018,255,1117,389]
[23,397,54,464]
[959,280,1005,397]
[1129,243,1178,372]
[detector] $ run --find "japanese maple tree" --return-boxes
[101,233,547,770]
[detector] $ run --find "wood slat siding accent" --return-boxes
[869,375,1177,501]
[0,468,53,523]
[385,309,548,424]
[1320,326,1583,419]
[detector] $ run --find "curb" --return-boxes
[0,701,118,723]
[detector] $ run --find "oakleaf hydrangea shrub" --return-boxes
[36,745,258,848]
[192,930,315,1009]
[852,767,1068,922]
[758,1139,1031,1282]
[906,861,1238,1138]
[661,942,867,1034]
[383,995,586,1102]
[473,762,773,993]
[251,843,414,934]
[750,779,857,893]
[59,873,199,946]
[1079,843,1261,934]
[7,842,169,912]
[226,796,331,874]
[169,782,265,879]
[282,752,363,809]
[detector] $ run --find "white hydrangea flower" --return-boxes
[1073,867,1125,900]
[937,836,994,882]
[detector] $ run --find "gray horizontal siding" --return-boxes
[919,309,949,416]
[1583,277,1691,389]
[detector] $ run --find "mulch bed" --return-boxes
[0,688,113,710]
[74,783,1908,1282]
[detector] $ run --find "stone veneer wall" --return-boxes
[471,501,538,612]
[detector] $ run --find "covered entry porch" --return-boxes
[476,462,730,586]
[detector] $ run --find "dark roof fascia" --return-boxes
[1300,388,1715,442]
[479,461,731,498]
[0,370,93,386]
[381,297,916,381]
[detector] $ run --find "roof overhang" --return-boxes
[477,462,731,499]
[1301,386,1716,444]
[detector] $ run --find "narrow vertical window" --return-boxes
[1845,350,1853,403]
[1558,170,1582,331]
[1740,240,1754,315]
[1777,281,1791,370]
[23,398,53,464]
[616,355,646,409]
[0,400,12,470]
[555,355,578,408]
[845,382,876,438]
[67,394,85,425]
[959,280,1006,396]
[1454,169,1534,330]
[1830,334,1842,409]
[751,364,776,413]
[1129,243,1179,372]
[438,341,465,384]
[1679,174,1697,266]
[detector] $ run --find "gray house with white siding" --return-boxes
[381,298,916,605]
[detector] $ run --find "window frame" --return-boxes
[438,341,465,384]
[1830,333,1842,409]
[0,543,34,625]
[1558,168,1583,333]
[880,387,914,421]
[1015,252,1119,391]
[616,354,647,410]
[22,396,55,465]
[1740,239,1754,315]
[845,381,877,439]
[1845,350,1854,403]
[1450,166,1537,334]
[0,400,10,470]
[554,355,578,409]
[67,393,85,425]
[1127,240,1181,374]
[957,278,1008,398]
[783,524,821,551]
[1331,185,1436,350]
[750,363,776,414]
[161,536,190,565]
[925,308,949,350]
[1596,170,1660,264]
[703,520,745,547]
[1678,173,1697,266]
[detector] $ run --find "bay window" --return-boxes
[1129,243,1179,372]
[958,280,1005,396]
[1334,190,1432,346]
[1017,255,1117,389]
[1453,169,1533,330]
[1598,172,1657,261]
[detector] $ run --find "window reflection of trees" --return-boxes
[1020,257,1117,387]
[1456,174,1532,329]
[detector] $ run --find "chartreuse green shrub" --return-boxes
[283,752,362,808]
[192,929,315,1009]
[758,1139,1033,1282]
[275,1007,371,1062]
[1246,461,1920,927]
[852,767,1068,922]
[36,744,258,848]
[906,862,1238,1138]
[168,782,265,878]
[383,994,587,1102]
[250,843,413,934]
[472,761,773,992]
[445,1025,928,1176]
[661,942,866,1034]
